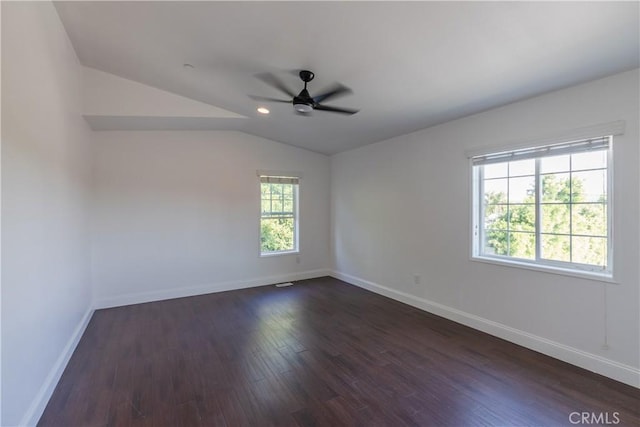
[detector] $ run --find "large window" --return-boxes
[472,136,612,275]
[260,175,299,255]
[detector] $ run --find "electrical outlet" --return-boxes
[413,275,421,285]
[601,344,610,350]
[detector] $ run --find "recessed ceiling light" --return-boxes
[257,107,270,114]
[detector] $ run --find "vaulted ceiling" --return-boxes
[54,1,639,154]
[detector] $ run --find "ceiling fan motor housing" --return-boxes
[293,100,313,113]
[294,87,314,113]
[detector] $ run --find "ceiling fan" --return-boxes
[250,70,359,115]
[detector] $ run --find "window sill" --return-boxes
[470,256,617,284]
[260,250,299,258]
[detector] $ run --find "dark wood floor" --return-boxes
[39,277,639,426]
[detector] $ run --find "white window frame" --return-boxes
[468,122,624,282]
[258,172,300,257]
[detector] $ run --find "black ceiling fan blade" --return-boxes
[255,72,296,98]
[314,104,359,115]
[249,95,291,103]
[312,83,352,104]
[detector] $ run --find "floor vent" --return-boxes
[275,282,294,288]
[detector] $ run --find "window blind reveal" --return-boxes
[260,176,299,185]
[471,136,610,166]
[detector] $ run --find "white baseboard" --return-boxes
[19,307,94,427]
[330,270,640,388]
[94,269,331,309]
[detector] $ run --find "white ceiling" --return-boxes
[54,1,639,155]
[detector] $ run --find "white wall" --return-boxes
[82,66,245,118]
[91,131,331,307]
[331,69,640,386]
[1,2,93,426]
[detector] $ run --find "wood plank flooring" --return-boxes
[38,277,640,426]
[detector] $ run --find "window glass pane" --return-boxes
[261,218,294,252]
[508,176,535,203]
[484,204,507,230]
[508,232,535,259]
[541,173,571,203]
[261,184,270,197]
[271,199,283,213]
[541,204,570,234]
[572,203,606,236]
[484,163,508,179]
[571,170,606,203]
[508,205,535,232]
[283,199,293,214]
[261,199,271,214]
[572,236,607,267]
[483,230,508,256]
[270,184,282,197]
[509,159,535,176]
[541,234,571,262]
[572,150,606,171]
[540,154,570,174]
[484,178,508,204]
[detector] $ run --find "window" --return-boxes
[472,136,612,275]
[260,175,299,255]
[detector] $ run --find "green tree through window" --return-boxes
[484,175,606,265]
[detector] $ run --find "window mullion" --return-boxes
[269,184,274,215]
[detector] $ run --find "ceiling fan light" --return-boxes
[294,103,313,113]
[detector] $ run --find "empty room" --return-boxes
[2,1,639,426]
